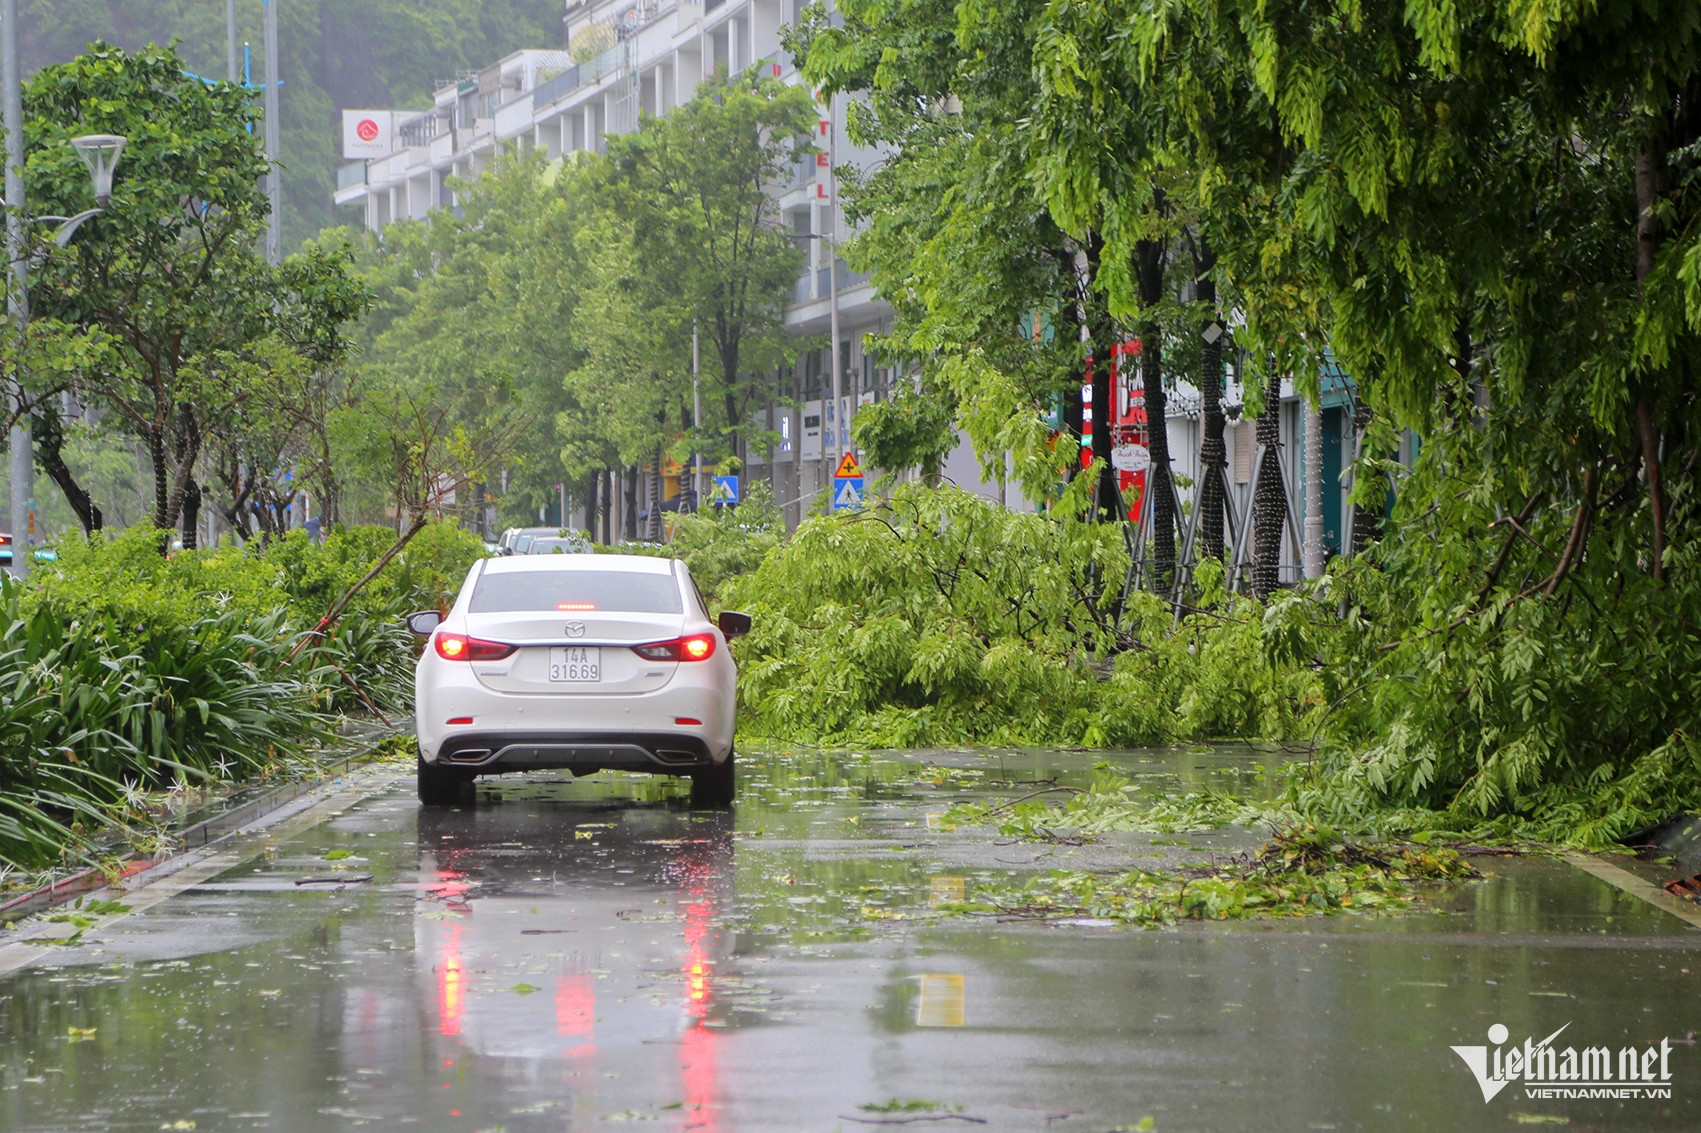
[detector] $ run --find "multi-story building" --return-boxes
[332,0,1353,581]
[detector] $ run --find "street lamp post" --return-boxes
[692,318,703,511]
[262,0,281,268]
[0,130,126,580]
[227,0,240,83]
[4,0,26,579]
[799,231,844,496]
[820,94,844,492]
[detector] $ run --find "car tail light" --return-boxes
[631,634,716,662]
[434,633,516,662]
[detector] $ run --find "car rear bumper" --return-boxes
[427,730,719,776]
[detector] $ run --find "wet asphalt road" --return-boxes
[1,745,1699,1132]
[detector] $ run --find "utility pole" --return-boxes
[226,0,239,83]
[691,318,703,510]
[4,0,30,579]
[821,93,842,492]
[827,231,841,460]
[262,0,280,266]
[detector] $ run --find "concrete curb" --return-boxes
[0,728,403,923]
[0,769,403,977]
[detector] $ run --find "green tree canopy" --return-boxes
[21,42,368,543]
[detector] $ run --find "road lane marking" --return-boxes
[1563,852,1701,931]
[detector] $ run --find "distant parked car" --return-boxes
[527,535,592,555]
[499,526,569,555]
[406,554,750,807]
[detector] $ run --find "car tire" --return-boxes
[418,754,472,806]
[689,747,735,808]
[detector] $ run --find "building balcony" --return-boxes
[532,65,583,108]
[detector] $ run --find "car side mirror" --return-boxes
[406,610,443,636]
[717,610,752,639]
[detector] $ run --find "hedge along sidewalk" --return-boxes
[0,721,411,924]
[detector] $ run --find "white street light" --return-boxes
[70,134,126,207]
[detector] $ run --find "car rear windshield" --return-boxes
[468,569,683,614]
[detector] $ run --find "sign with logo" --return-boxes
[1452,1022,1675,1102]
[342,110,395,159]
[710,475,740,506]
[1110,443,1150,473]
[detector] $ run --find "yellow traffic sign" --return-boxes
[833,452,862,479]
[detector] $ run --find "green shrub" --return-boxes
[725,482,1319,747]
[0,518,486,868]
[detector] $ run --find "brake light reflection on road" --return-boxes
[437,923,466,1038]
[554,967,596,1059]
[678,860,720,1131]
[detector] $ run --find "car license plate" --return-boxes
[549,646,601,682]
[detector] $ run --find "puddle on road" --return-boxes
[1,745,1697,1131]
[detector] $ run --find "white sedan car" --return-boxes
[406,554,747,806]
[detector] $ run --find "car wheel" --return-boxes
[418,754,473,806]
[689,747,735,808]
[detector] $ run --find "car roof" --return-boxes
[480,553,675,575]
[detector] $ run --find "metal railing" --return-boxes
[531,65,582,108]
[398,113,447,148]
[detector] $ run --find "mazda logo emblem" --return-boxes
[564,622,587,638]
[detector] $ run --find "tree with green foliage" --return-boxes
[342,147,585,531]
[21,43,368,545]
[780,0,1701,838]
[792,0,1105,503]
[579,70,815,467]
[1042,0,1701,828]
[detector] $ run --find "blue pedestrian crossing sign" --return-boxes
[710,475,740,506]
[831,452,864,511]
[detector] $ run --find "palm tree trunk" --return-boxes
[1194,237,1226,563]
[1251,369,1288,597]
[1136,236,1175,588]
[645,451,663,542]
[180,478,201,551]
[1348,397,1379,556]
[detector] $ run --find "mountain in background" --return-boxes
[22,0,564,250]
